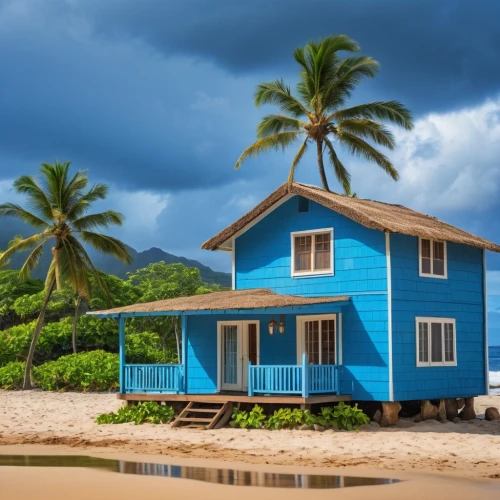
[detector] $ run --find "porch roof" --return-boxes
[88,288,350,318]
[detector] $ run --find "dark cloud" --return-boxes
[79,0,500,114]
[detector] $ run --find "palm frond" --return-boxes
[254,80,310,117]
[323,137,351,193]
[234,131,302,170]
[257,115,304,138]
[322,56,379,110]
[331,101,414,130]
[40,161,71,212]
[61,169,88,213]
[19,240,47,280]
[66,183,109,220]
[0,203,49,228]
[12,175,53,221]
[337,131,399,180]
[0,232,50,268]
[72,211,125,231]
[79,231,133,264]
[336,119,396,149]
[287,139,309,188]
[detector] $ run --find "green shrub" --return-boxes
[266,407,317,430]
[33,350,119,391]
[333,402,370,430]
[96,402,175,425]
[0,361,25,389]
[230,404,266,429]
[0,323,33,366]
[125,332,174,364]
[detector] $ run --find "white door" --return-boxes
[218,321,259,392]
[297,314,336,365]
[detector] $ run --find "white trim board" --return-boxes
[483,249,489,394]
[295,314,337,364]
[290,228,334,278]
[386,232,394,402]
[415,317,458,367]
[418,237,448,279]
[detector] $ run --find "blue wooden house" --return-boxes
[91,182,499,417]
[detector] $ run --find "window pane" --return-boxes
[315,234,331,270]
[418,322,429,363]
[294,235,312,271]
[305,321,319,364]
[421,239,431,274]
[321,319,336,365]
[433,241,445,276]
[431,323,443,362]
[223,325,238,384]
[248,323,258,365]
[444,323,454,362]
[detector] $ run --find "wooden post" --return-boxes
[118,315,125,394]
[301,351,309,398]
[181,315,188,394]
[248,361,253,396]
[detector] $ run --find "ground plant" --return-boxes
[33,350,119,391]
[230,403,370,431]
[0,361,25,389]
[230,404,267,429]
[96,402,175,425]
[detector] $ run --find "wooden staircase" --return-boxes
[171,401,233,429]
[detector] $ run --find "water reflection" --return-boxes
[0,455,398,489]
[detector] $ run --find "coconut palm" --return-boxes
[235,35,414,192]
[0,162,132,389]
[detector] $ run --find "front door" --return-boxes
[218,321,259,391]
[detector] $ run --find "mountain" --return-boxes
[0,220,231,287]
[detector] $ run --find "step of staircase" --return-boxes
[171,401,233,429]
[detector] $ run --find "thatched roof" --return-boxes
[202,182,500,252]
[89,288,349,316]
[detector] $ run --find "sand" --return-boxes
[1,390,500,482]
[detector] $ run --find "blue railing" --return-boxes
[248,354,339,397]
[124,364,183,393]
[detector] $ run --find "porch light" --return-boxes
[279,314,285,334]
[268,318,277,335]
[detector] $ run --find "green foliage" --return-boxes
[126,332,176,364]
[230,404,267,429]
[266,408,317,430]
[96,402,175,425]
[13,287,75,321]
[0,361,25,389]
[235,35,413,193]
[33,350,119,391]
[332,402,370,430]
[0,322,33,365]
[230,403,370,431]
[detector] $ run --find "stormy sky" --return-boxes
[1,0,500,338]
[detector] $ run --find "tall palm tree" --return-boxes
[235,35,414,192]
[0,162,132,389]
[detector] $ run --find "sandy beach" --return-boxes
[1,390,500,482]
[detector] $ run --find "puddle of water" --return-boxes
[0,455,399,489]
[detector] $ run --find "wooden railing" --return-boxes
[124,364,183,393]
[248,354,339,397]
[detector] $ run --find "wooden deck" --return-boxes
[117,392,351,406]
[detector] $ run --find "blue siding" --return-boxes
[391,234,486,400]
[234,196,390,401]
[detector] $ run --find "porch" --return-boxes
[122,353,340,398]
[89,288,352,402]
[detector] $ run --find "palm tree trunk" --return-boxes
[72,296,82,354]
[174,318,181,363]
[23,281,55,390]
[316,139,330,191]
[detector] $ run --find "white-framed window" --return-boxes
[419,238,447,278]
[416,317,457,367]
[296,314,336,365]
[290,228,333,277]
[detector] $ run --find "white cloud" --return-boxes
[354,96,500,213]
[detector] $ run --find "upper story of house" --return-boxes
[202,183,500,300]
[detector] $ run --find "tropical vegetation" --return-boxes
[0,162,133,389]
[235,35,414,193]
[96,401,175,425]
[0,262,223,391]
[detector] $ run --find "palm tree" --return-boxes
[0,162,132,389]
[235,35,414,192]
